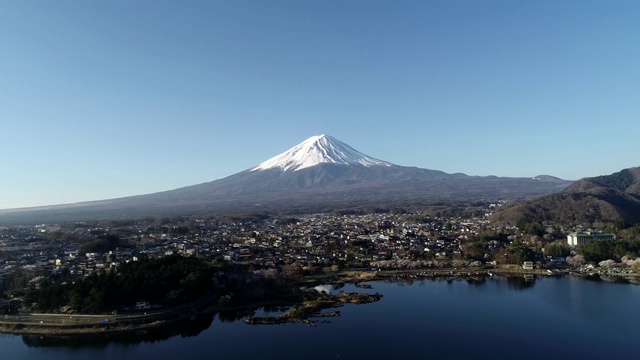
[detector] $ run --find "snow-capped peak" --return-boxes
[252,134,393,172]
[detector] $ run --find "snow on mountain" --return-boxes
[252,134,393,172]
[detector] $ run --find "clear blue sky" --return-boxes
[1,1,639,209]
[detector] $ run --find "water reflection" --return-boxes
[505,274,536,290]
[465,277,487,286]
[22,313,215,349]
[218,308,255,323]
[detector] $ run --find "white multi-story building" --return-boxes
[567,231,614,246]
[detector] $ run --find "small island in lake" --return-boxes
[245,292,382,327]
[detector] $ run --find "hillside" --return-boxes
[491,166,640,225]
[564,167,640,194]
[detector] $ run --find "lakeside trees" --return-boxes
[577,239,640,263]
[543,241,570,258]
[23,255,214,314]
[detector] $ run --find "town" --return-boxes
[3,202,640,308]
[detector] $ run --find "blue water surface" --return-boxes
[2,276,639,360]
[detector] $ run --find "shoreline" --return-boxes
[2,266,637,336]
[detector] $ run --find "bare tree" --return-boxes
[566,254,585,268]
[598,259,616,268]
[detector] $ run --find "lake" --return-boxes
[2,275,639,360]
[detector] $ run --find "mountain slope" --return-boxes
[564,167,640,194]
[0,135,573,225]
[491,166,640,225]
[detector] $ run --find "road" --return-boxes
[0,293,218,328]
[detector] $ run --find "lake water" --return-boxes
[2,275,640,360]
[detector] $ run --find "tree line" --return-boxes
[23,255,214,314]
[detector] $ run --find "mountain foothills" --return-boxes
[491,167,640,225]
[0,135,573,225]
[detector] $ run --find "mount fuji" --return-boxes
[252,134,392,171]
[0,135,572,225]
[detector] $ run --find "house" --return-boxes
[522,261,534,270]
